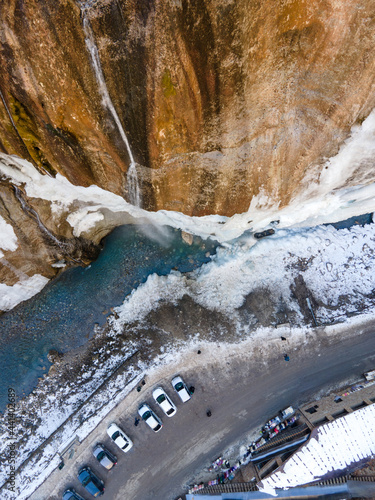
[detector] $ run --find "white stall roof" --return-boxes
[259,404,375,494]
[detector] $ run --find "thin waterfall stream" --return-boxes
[127,162,141,207]
[14,186,68,248]
[82,14,141,207]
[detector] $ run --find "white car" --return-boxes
[138,403,163,432]
[107,423,133,452]
[152,387,177,417]
[171,375,191,403]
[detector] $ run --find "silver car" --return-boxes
[138,403,163,432]
[93,443,117,470]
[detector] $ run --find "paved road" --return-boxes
[35,321,375,500]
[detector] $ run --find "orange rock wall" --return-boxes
[1,0,375,216]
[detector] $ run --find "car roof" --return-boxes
[155,391,175,408]
[159,398,171,408]
[107,423,125,439]
[173,379,190,401]
[113,432,127,444]
[78,467,102,492]
[98,454,112,466]
[93,444,104,454]
[138,404,161,427]
[140,406,154,420]
[147,413,159,426]
[139,403,151,413]
[152,387,165,397]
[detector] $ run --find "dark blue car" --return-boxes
[62,488,85,500]
[77,467,105,497]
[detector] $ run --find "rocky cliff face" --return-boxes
[2,0,375,302]
[1,0,375,217]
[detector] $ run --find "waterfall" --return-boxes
[14,186,68,248]
[82,15,141,207]
[127,162,141,207]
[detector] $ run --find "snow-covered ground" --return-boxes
[0,274,49,311]
[258,403,375,495]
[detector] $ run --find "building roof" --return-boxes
[258,403,375,494]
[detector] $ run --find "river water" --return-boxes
[0,225,218,411]
[1,212,371,412]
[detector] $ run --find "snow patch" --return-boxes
[0,274,49,311]
[0,215,18,258]
[111,272,187,329]
[66,208,104,236]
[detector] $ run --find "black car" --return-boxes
[253,228,275,239]
[77,467,105,497]
[62,488,85,500]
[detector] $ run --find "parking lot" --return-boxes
[30,320,375,500]
[30,346,218,500]
[63,374,194,498]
